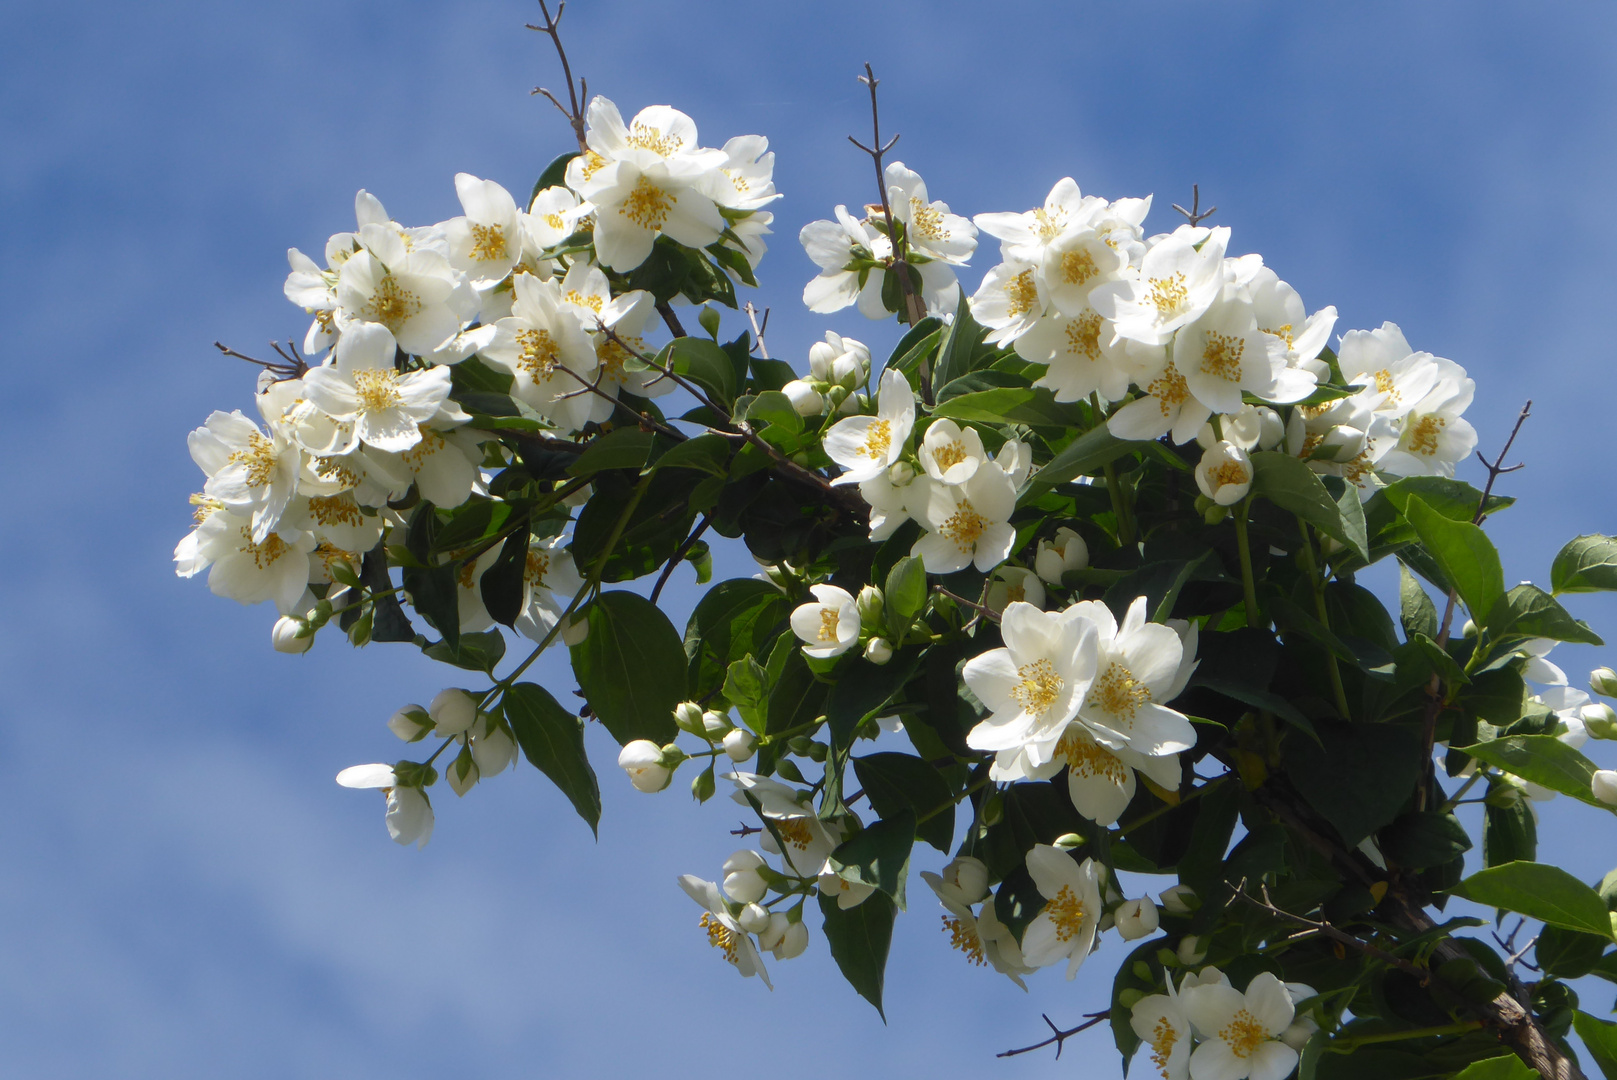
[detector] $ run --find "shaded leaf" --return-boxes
[504,681,601,836]
[1448,862,1616,940]
[819,890,896,1018]
[570,591,685,745]
[1463,735,1616,812]
[853,753,954,854]
[1486,584,1602,646]
[827,810,915,908]
[1249,451,1368,559]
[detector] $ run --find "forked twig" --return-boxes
[847,64,928,337]
[998,1011,1110,1059]
[1172,184,1218,226]
[527,0,588,151]
[214,340,308,381]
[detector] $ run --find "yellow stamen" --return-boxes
[941,499,987,553]
[1065,312,1104,362]
[516,328,561,381]
[909,197,947,241]
[363,274,421,331]
[1062,248,1099,287]
[1010,658,1064,718]
[1150,1016,1180,1077]
[1200,331,1245,383]
[860,419,892,460]
[1004,268,1040,318]
[818,607,840,643]
[1045,884,1089,943]
[1091,662,1152,722]
[1057,727,1128,784]
[627,123,685,157]
[226,433,278,489]
[1218,1009,1270,1059]
[942,915,986,966]
[468,223,508,263]
[698,912,739,963]
[1147,363,1189,416]
[1147,272,1188,316]
[621,177,673,230]
[352,369,403,412]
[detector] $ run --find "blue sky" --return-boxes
[4,2,1617,1077]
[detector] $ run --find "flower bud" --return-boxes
[723,727,757,762]
[428,689,479,736]
[724,869,768,906]
[1034,527,1089,585]
[941,856,990,905]
[1593,668,1617,699]
[1195,440,1254,506]
[1593,770,1617,806]
[272,615,314,654]
[1158,884,1198,915]
[1114,898,1161,941]
[738,903,772,935]
[864,637,894,665]
[448,745,479,797]
[773,920,809,960]
[1177,935,1208,965]
[701,709,732,738]
[673,701,705,735]
[470,724,517,777]
[857,585,885,628]
[887,461,915,486]
[1255,407,1285,451]
[781,379,824,417]
[757,912,789,951]
[691,767,716,802]
[618,740,672,793]
[1584,703,1617,740]
[560,613,589,646]
[388,705,433,742]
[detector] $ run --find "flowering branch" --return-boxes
[996,1011,1111,1059]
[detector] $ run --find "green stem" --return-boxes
[916,774,993,825]
[1296,519,1352,719]
[1326,1021,1482,1052]
[1116,773,1233,837]
[1234,498,1262,628]
[1440,769,1489,812]
[758,718,825,746]
[1090,392,1135,548]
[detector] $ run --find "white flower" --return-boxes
[858,462,920,541]
[913,462,1018,574]
[824,368,915,485]
[722,850,768,904]
[1115,897,1161,940]
[335,227,465,355]
[1091,225,1228,346]
[885,161,977,265]
[335,764,434,849]
[271,615,313,654]
[1336,322,1441,421]
[918,418,985,484]
[618,739,673,792]
[1279,982,1320,1051]
[1592,770,1617,806]
[722,728,756,762]
[301,324,452,453]
[799,203,961,319]
[986,566,1046,615]
[1040,224,1131,317]
[818,868,876,909]
[174,509,316,614]
[586,288,671,413]
[1160,884,1198,915]
[677,875,771,988]
[994,439,1034,488]
[702,134,780,211]
[1182,971,1298,1080]
[188,410,302,543]
[479,274,601,435]
[965,601,1100,762]
[1022,845,1103,978]
[428,688,479,736]
[1035,527,1090,585]
[808,332,872,388]
[440,173,523,286]
[1198,405,1266,452]
[1068,596,1197,758]
[920,870,1037,988]
[772,920,809,960]
[790,583,860,659]
[1017,306,1149,405]
[1195,441,1254,506]
[524,185,586,250]
[515,533,584,646]
[1171,296,1316,417]
[973,177,1101,263]
[781,379,824,416]
[1107,355,1212,446]
[470,723,517,777]
[1131,984,1193,1080]
[970,259,1046,344]
[1246,268,1337,373]
[729,773,843,875]
[936,856,992,906]
[1374,363,1477,479]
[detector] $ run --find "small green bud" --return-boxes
[673,701,705,735]
[306,598,334,629]
[393,760,438,788]
[1592,667,1617,699]
[347,608,373,647]
[697,306,722,339]
[1585,702,1617,740]
[805,740,828,763]
[659,743,689,768]
[1131,961,1153,981]
[857,585,885,628]
[1156,948,1180,968]
[1202,502,1229,525]
[1053,833,1085,850]
[692,766,716,803]
[1117,988,1146,1010]
[775,758,806,784]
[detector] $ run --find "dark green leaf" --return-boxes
[1403,495,1503,625]
[1027,424,1144,492]
[664,337,738,408]
[430,499,512,555]
[1400,562,1439,642]
[1551,535,1617,595]
[743,391,804,436]
[1573,1011,1617,1080]
[400,563,459,648]
[479,524,529,627]
[648,432,732,476]
[531,152,577,200]
[504,681,601,836]
[853,753,955,853]
[884,317,942,380]
[684,578,790,698]
[819,891,896,1018]
[361,541,414,642]
[1486,584,1603,646]
[1449,1056,1540,1080]
[571,591,685,745]
[723,656,769,733]
[567,428,656,476]
[827,811,915,908]
[932,290,987,388]
[1281,719,1423,846]
[1483,797,1537,868]
[930,386,1083,427]
[1534,925,1608,979]
[422,629,505,674]
[1463,735,1616,812]
[1378,811,1471,869]
[1449,862,1616,940]
[1249,451,1368,560]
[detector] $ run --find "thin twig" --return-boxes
[744,302,771,360]
[1171,184,1218,227]
[932,584,1000,623]
[730,822,763,837]
[648,514,712,605]
[554,362,685,440]
[847,64,927,338]
[527,0,587,151]
[214,340,307,380]
[997,1012,1110,1059]
[1231,880,1429,980]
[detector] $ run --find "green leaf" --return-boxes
[504,682,601,836]
[1534,924,1608,979]
[479,525,529,628]
[568,428,656,477]
[531,152,577,201]
[884,554,928,630]
[570,591,685,745]
[819,890,896,1018]
[1281,719,1423,845]
[723,656,769,733]
[683,578,791,698]
[883,316,943,380]
[1249,451,1369,559]
[1026,424,1143,492]
[1463,735,1616,812]
[1573,1011,1617,1080]
[422,629,505,674]
[1448,862,1617,940]
[1449,1056,1540,1080]
[1399,562,1439,641]
[743,391,804,436]
[361,541,413,642]
[1483,798,1537,867]
[1486,584,1603,646]
[648,432,732,476]
[400,563,459,649]
[1378,810,1471,869]
[430,499,513,554]
[932,290,987,388]
[663,337,738,408]
[853,753,954,853]
[827,811,915,908]
[930,386,1082,427]
[1552,534,1617,595]
[1403,495,1504,625]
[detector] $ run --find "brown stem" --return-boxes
[656,300,687,339]
[648,514,711,605]
[527,0,588,152]
[997,1012,1110,1059]
[847,64,927,335]
[1171,183,1218,226]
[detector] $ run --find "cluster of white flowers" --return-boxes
[1127,966,1319,1080]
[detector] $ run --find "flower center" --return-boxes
[626,122,684,157]
[1062,248,1098,286]
[942,915,986,965]
[932,439,969,472]
[1011,658,1064,718]
[1091,661,1152,722]
[364,274,422,331]
[698,912,739,963]
[1033,207,1067,241]
[1406,413,1446,457]
[564,288,604,314]
[860,419,892,460]
[1373,368,1399,402]
[517,328,562,380]
[1150,1017,1180,1077]
[190,493,222,524]
[525,551,551,587]
[1056,726,1128,783]
[909,197,946,241]
[468,222,508,263]
[239,527,290,570]
[1200,331,1245,383]
[1147,272,1188,317]
[1066,312,1103,361]
[227,433,279,489]
[313,456,361,490]
[1005,268,1040,318]
[1147,362,1189,415]
[1046,884,1088,942]
[941,499,988,552]
[577,150,608,182]
[621,177,674,229]
[1262,323,1295,347]
[400,426,445,469]
[1219,1009,1269,1060]
[773,817,814,851]
[307,493,364,528]
[1209,459,1251,488]
[352,369,403,412]
[818,606,840,642]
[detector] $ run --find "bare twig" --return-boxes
[1171,184,1218,227]
[730,822,763,838]
[553,362,685,440]
[527,0,588,151]
[1231,880,1430,980]
[656,301,688,339]
[847,64,928,340]
[743,302,771,360]
[648,514,712,606]
[932,584,1000,623]
[214,340,308,380]
[997,1012,1110,1059]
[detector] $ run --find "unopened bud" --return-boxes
[887,461,915,486]
[738,903,771,934]
[1584,703,1617,740]
[305,598,334,629]
[674,701,705,735]
[470,724,517,777]
[691,767,716,802]
[856,585,885,628]
[1177,935,1208,965]
[1255,406,1285,451]
[781,379,824,417]
[1158,884,1198,915]
[723,728,757,762]
[447,745,479,797]
[1115,898,1161,941]
[1592,667,1617,699]
[773,920,809,960]
[701,709,732,738]
[1053,833,1085,850]
[272,616,315,654]
[723,854,768,905]
[428,689,479,736]
[1034,527,1088,585]
[757,912,789,951]
[940,856,990,904]
[824,384,850,409]
[864,637,894,665]
[388,705,433,742]
[618,740,673,793]
[1593,770,1617,807]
